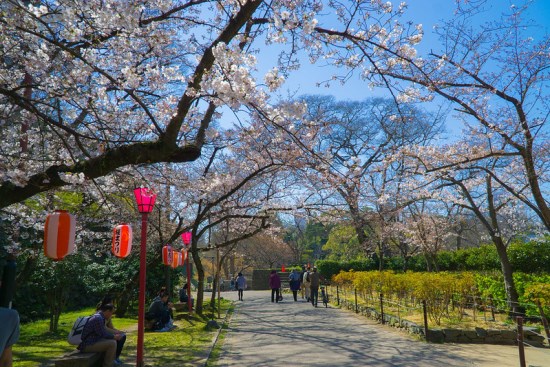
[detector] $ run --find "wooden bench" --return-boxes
[54,350,104,367]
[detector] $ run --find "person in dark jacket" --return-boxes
[147,288,174,331]
[309,267,321,307]
[288,269,301,301]
[268,270,282,303]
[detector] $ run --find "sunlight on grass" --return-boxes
[14,300,233,367]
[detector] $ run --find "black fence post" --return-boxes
[380,293,384,324]
[422,300,429,341]
[516,317,526,367]
[337,285,340,306]
[489,295,496,321]
[354,288,358,313]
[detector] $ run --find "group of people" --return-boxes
[269,266,322,306]
[78,286,181,367]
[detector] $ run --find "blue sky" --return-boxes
[280,0,550,101]
[218,1,549,136]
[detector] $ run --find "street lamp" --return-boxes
[133,187,157,367]
[181,232,192,313]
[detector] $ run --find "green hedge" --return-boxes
[316,238,550,279]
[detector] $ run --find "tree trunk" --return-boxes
[378,240,385,271]
[193,250,205,315]
[493,237,520,315]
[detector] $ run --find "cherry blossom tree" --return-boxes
[293,95,441,260]
[320,1,549,231]
[0,0,421,210]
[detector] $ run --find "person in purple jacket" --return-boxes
[268,270,282,303]
[78,304,124,366]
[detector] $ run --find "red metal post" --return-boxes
[186,254,192,313]
[136,213,148,367]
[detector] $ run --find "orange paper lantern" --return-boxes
[112,224,132,258]
[162,245,173,266]
[172,251,183,268]
[44,210,76,260]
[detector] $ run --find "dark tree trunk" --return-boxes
[493,237,520,315]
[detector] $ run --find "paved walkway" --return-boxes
[216,290,548,367]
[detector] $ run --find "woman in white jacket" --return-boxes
[302,267,311,302]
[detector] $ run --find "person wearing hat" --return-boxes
[236,273,247,301]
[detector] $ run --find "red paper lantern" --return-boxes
[112,224,132,258]
[172,251,182,268]
[162,245,173,266]
[181,232,192,251]
[44,210,76,260]
[281,264,286,272]
[181,249,187,262]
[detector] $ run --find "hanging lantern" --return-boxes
[133,187,157,214]
[172,251,182,268]
[162,245,173,266]
[44,210,76,260]
[181,249,187,262]
[281,264,286,272]
[181,232,192,251]
[112,224,132,258]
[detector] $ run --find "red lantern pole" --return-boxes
[137,212,148,367]
[133,188,157,367]
[181,232,192,314]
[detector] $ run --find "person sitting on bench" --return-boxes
[179,283,194,307]
[78,303,124,367]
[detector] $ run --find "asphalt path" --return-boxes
[216,290,549,367]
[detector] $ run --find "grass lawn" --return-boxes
[14,301,232,367]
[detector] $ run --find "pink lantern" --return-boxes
[44,210,76,260]
[133,187,157,214]
[162,245,173,266]
[181,232,192,251]
[112,224,132,258]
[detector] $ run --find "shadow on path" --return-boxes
[216,290,548,367]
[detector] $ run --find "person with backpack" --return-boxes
[268,270,282,303]
[288,269,301,301]
[302,266,312,302]
[78,304,124,367]
[96,295,126,365]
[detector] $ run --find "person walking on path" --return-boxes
[299,265,307,299]
[302,266,311,302]
[268,270,281,303]
[288,269,301,302]
[236,273,247,301]
[309,267,321,307]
